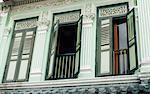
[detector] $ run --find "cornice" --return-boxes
[11,0,81,13]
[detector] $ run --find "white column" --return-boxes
[137,0,150,73]
[0,7,12,83]
[29,12,50,82]
[79,3,96,78]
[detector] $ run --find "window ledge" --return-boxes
[0,75,139,90]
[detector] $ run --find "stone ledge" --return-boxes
[0,75,150,93]
[0,75,138,90]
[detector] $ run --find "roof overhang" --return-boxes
[1,0,45,8]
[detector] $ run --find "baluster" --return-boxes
[119,50,123,74]
[57,56,62,78]
[68,56,71,78]
[124,49,128,74]
[64,56,68,78]
[71,55,75,78]
[61,56,65,78]
[54,56,59,79]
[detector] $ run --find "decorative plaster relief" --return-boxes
[99,4,128,17]
[54,11,80,24]
[83,3,95,21]
[36,11,50,32]
[15,18,38,30]
[11,0,80,13]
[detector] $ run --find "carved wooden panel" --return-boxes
[15,18,38,30]
[99,4,128,17]
[54,11,80,23]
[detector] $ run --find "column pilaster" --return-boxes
[29,11,50,82]
[79,2,96,78]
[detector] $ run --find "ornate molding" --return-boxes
[83,3,95,24]
[54,10,80,24]
[11,0,81,13]
[37,20,49,31]
[15,18,38,30]
[83,3,95,20]
[0,83,140,94]
[36,11,50,32]
[98,4,128,17]
[0,75,150,93]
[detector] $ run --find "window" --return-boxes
[46,10,82,80]
[3,18,37,82]
[96,3,138,76]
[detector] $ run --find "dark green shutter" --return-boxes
[47,21,59,79]
[96,17,112,76]
[74,15,83,76]
[127,8,138,73]
[4,29,36,82]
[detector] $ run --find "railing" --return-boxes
[50,48,80,79]
[113,49,128,75]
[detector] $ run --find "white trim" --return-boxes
[0,75,138,90]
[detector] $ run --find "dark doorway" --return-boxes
[56,23,78,55]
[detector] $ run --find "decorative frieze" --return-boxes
[54,10,80,24]
[11,0,81,13]
[15,18,38,30]
[0,83,141,94]
[99,4,128,17]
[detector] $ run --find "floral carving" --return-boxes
[11,0,80,13]
[15,18,38,30]
[54,11,80,23]
[99,4,128,17]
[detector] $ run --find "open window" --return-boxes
[3,18,37,82]
[46,15,82,80]
[96,8,138,76]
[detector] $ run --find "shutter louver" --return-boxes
[47,21,59,79]
[3,18,37,82]
[74,15,82,76]
[96,18,112,76]
[127,8,138,73]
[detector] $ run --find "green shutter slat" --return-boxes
[96,18,113,76]
[127,8,138,74]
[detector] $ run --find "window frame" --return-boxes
[3,17,38,83]
[45,9,82,80]
[96,2,138,77]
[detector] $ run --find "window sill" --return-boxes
[0,75,139,90]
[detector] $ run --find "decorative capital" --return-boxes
[36,20,50,32]
[1,7,10,14]
[36,11,50,32]
[37,20,50,27]
[83,3,96,24]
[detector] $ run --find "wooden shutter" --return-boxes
[96,17,113,76]
[18,30,35,81]
[74,15,82,77]
[4,29,36,82]
[5,32,23,81]
[127,8,138,73]
[47,21,59,79]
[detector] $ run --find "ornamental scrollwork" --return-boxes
[99,4,128,17]
[11,0,80,13]
[54,11,80,24]
[15,18,38,30]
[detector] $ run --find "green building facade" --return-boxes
[0,0,150,93]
